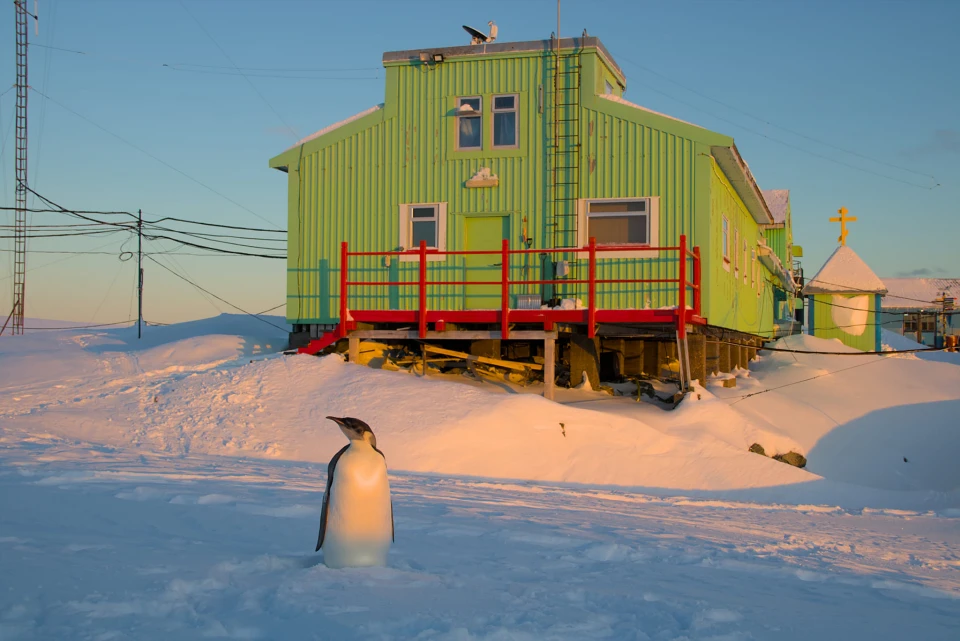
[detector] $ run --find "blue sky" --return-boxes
[0,0,957,324]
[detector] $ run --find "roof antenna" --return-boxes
[463,21,497,45]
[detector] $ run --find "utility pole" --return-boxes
[137,209,143,339]
[11,1,36,335]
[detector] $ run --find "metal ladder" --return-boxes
[548,48,581,250]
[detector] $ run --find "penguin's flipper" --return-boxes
[316,445,350,552]
[373,445,395,543]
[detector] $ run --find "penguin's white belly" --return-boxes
[322,445,392,569]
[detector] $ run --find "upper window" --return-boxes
[492,94,518,148]
[457,97,482,150]
[604,80,614,95]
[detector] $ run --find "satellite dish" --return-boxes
[463,22,497,45]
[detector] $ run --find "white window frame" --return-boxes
[399,202,447,262]
[743,238,748,284]
[456,96,482,151]
[577,196,660,258]
[734,228,740,278]
[722,216,730,271]
[491,94,519,149]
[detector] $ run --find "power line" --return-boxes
[616,54,938,184]
[178,0,300,140]
[727,357,889,405]
[613,55,939,190]
[23,319,134,330]
[28,42,380,80]
[29,87,283,230]
[144,254,288,332]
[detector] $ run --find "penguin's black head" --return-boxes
[326,416,377,447]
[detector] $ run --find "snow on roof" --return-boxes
[597,93,700,128]
[761,189,789,224]
[284,104,384,152]
[880,278,960,310]
[803,245,888,295]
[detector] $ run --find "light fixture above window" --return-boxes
[433,53,444,63]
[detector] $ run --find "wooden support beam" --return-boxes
[347,330,558,340]
[543,336,556,401]
[348,337,360,363]
[423,344,544,371]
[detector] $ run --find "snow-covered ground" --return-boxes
[2,316,959,639]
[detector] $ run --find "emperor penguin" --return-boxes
[316,416,394,568]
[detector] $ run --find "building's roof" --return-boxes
[383,36,624,81]
[880,278,960,310]
[284,104,383,153]
[761,189,790,224]
[803,246,888,295]
[597,93,699,128]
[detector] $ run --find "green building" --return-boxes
[760,189,800,334]
[803,245,887,352]
[269,34,797,387]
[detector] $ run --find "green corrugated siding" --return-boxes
[706,161,774,336]
[764,227,786,264]
[811,293,878,352]
[280,45,769,331]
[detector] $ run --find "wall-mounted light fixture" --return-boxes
[433,53,444,63]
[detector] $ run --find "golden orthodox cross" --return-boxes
[829,207,857,246]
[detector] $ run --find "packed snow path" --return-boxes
[2,316,959,639]
[2,448,958,641]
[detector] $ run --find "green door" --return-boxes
[464,216,506,309]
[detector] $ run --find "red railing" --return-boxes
[339,236,701,340]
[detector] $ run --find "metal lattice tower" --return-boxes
[12,0,30,335]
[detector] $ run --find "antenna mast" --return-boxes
[11,1,36,335]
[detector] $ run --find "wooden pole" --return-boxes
[543,336,556,400]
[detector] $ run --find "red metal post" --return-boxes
[500,238,510,339]
[693,246,702,318]
[339,241,348,338]
[418,240,428,339]
[677,234,687,338]
[588,236,597,338]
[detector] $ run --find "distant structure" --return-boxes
[803,245,887,352]
[269,32,799,394]
[760,189,802,336]
[878,278,959,347]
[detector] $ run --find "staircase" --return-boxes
[298,325,341,355]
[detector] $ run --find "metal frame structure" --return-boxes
[11,0,30,335]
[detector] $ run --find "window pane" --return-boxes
[412,220,437,248]
[588,200,646,213]
[459,116,481,148]
[412,206,435,218]
[493,112,516,147]
[459,97,481,112]
[494,95,515,110]
[588,214,648,245]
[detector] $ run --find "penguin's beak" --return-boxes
[325,416,345,426]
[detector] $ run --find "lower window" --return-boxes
[399,202,447,261]
[579,198,659,250]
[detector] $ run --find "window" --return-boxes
[399,203,447,261]
[921,314,936,332]
[604,80,614,95]
[722,217,730,265]
[734,229,740,276]
[579,197,660,253]
[904,314,917,333]
[492,94,518,148]
[457,97,482,150]
[743,238,748,284]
